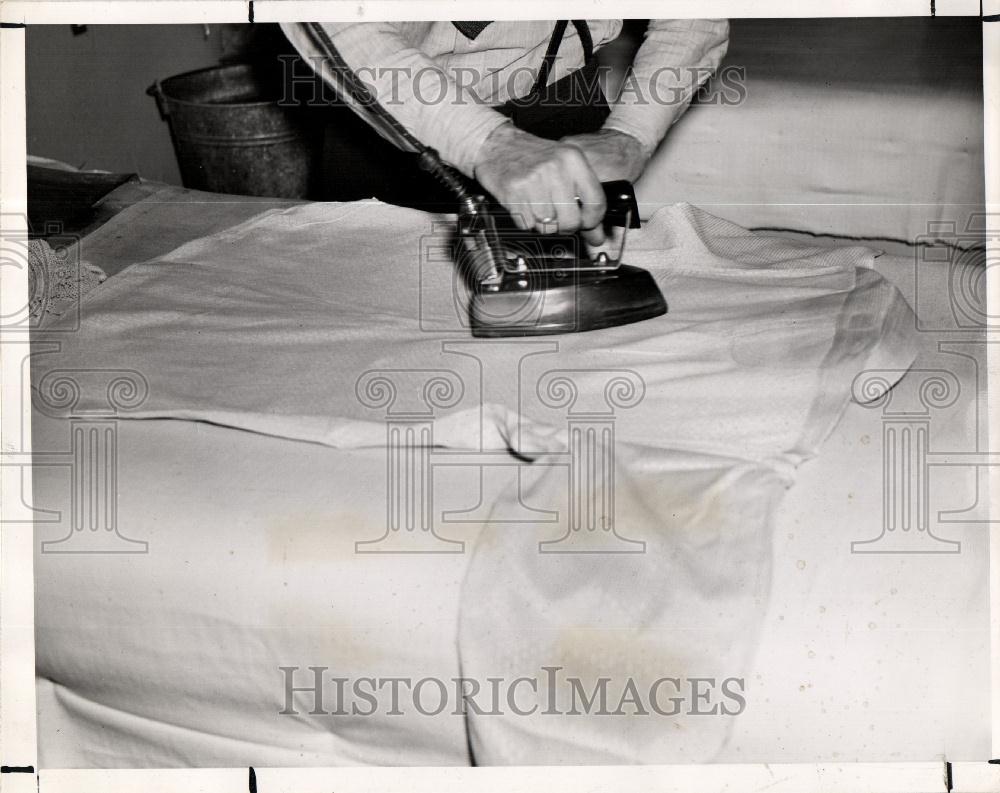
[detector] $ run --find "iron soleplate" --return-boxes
[469,264,667,338]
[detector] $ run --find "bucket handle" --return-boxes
[147,80,170,120]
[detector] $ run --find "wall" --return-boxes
[26,25,227,183]
[25,22,637,187]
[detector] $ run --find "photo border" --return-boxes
[1,2,996,790]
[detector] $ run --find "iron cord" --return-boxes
[302,21,476,211]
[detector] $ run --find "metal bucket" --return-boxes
[148,63,323,198]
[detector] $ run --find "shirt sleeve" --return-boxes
[280,22,511,178]
[603,19,730,157]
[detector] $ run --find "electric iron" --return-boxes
[453,180,665,337]
[304,23,667,338]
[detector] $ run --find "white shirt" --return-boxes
[281,20,730,177]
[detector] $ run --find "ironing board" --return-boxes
[635,17,985,248]
[31,186,989,767]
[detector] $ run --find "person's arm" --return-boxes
[281,21,509,178]
[562,19,730,182]
[282,21,607,239]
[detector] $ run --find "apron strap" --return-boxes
[530,20,595,96]
[531,21,569,95]
[571,20,595,62]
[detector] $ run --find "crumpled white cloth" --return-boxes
[36,200,914,467]
[459,444,786,764]
[34,199,917,764]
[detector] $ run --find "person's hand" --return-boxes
[473,123,607,245]
[559,128,650,184]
